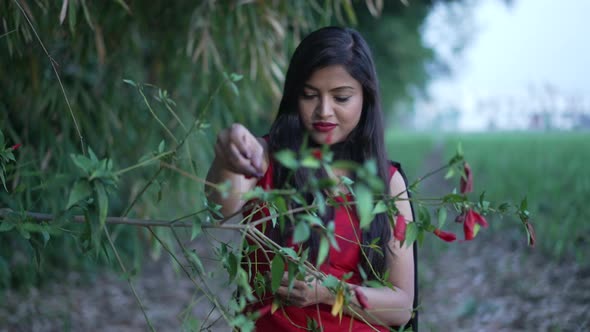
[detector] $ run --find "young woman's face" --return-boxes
[298,65,363,145]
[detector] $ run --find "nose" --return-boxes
[315,96,333,118]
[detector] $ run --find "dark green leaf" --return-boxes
[270,254,284,292]
[67,180,92,209]
[94,182,108,229]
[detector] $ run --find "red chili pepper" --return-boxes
[463,209,488,240]
[525,220,536,247]
[460,162,473,194]
[433,228,457,242]
[311,149,323,160]
[393,214,406,242]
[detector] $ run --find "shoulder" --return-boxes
[387,162,413,221]
[389,171,408,198]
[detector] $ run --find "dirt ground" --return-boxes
[1,228,588,332]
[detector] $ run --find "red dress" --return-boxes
[244,160,398,332]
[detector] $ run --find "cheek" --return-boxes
[344,101,363,127]
[298,102,313,127]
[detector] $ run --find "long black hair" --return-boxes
[268,27,392,280]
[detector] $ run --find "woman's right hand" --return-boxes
[214,123,265,178]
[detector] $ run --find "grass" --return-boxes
[387,130,590,264]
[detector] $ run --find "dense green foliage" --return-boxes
[387,131,590,263]
[0,0,465,290]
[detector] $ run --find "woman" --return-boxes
[206,26,415,331]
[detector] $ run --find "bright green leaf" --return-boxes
[293,221,310,244]
[317,237,329,266]
[404,222,418,248]
[355,184,373,229]
[274,150,298,170]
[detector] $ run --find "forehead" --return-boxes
[304,65,361,90]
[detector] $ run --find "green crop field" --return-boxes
[387,130,590,263]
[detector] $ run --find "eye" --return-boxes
[334,96,351,103]
[301,93,318,100]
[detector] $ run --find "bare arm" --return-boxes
[205,124,269,217]
[340,171,415,326]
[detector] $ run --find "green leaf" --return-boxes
[0,221,15,232]
[70,154,93,173]
[355,184,373,229]
[317,237,329,266]
[404,222,418,248]
[191,217,202,240]
[372,200,387,214]
[520,197,528,211]
[437,208,447,228]
[322,275,339,289]
[230,73,243,82]
[293,221,310,244]
[456,142,464,157]
[274,150,298,170]
[41,231,50,247]
[68,0,77,34]
[301,155,321,169]
[188,251,205,274]
[331,160,358,170]
[158,140,165,153]
[444,167,455,179]
[418,206,431,226]
[0,171,6,191]
[299,214,323,228]
[94,182,108,229]
[88,148,98,163]
[270,254,284,292]
[67,180,92,209]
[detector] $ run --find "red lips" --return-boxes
[312,122,336,132]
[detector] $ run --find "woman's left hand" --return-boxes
[275,272,331,307]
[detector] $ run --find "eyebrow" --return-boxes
[303,84,355,92]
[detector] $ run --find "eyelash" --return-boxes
[301,94,351,103]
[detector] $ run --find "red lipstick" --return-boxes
[313,122,336,132]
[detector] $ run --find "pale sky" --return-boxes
[427,0,590,100]
[416,0,590,131]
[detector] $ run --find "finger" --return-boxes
[229,124,251,158]
[229,143,259,176]
[249,139,264,174]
